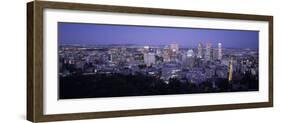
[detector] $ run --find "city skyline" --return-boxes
[58,22,259,99]
[58,22,259,49]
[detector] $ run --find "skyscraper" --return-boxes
[211,48,217,60]
[163,47,171,62]
[186,49,195,68]
[218,43,222,60]
[169,43,179,61]
[187,49,195,57]
[144,52,156,66]
[197,43,203,58]
[143,46,149,53]
[228,57,233,82]
[169,43,179,53]
[205,42,211,61]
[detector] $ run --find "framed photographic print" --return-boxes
[27,0,273,122]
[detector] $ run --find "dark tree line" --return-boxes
[59,73,258,99]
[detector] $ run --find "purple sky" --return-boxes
[58,22,259,48]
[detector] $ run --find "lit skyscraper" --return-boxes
[169,43,179,53]
[163,47,171,62]
[169,43,179,61]
[205,42,211,61]
[187,49,195,57]
[143,46,149,53]
[211,48,217,60]
[197,43,203,58]
[218,43,222,60]
[144,52,156,66]
[182,49,195,68]
[228,57,233,82]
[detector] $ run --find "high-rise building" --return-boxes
[197,43,203,58]
[156,48,162,55]
[228,57,233,82]
[163,47,171,62]
[205,42,211,61]
[169,43,179,61]
[169,43,179,53]
[144,52,156,66]
[218,43,222,60]
[212,48,219,60]
[187,49,195,68]
[143,46,149,53]
[187,49,195,57]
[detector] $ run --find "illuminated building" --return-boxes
[218,43,222,60]
[163,47,171,62]
[169,43,179,53]
[187,49,195,57]
[144,52,156,66]
[183,49,195,68]
[197,42,203,58]
[144,46,149,53]
[228,57,233,82]
[205,42,211,61]
[169,43,179,62]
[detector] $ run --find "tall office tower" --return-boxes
[169,43,179,53]
[163,47,171,62]
[187,49,195,57]
[185,49,195,68]
[218,43,222,60]
[156,48,162,56]
[144,52,156,66]
[228,57,233,82]
[169,43,179,61]
[143,46,149,53]
[205,42,211,61]
[211,48,217,60]
[197,43,203,58]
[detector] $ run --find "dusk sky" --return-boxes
[58,22,259,48]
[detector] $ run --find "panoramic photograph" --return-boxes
[58,22,259,99]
